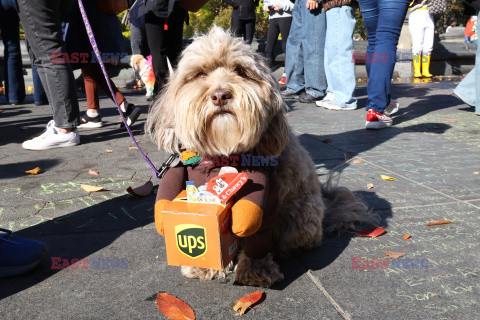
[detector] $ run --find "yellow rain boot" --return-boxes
[412,54,422,78]
[421,54,433,78]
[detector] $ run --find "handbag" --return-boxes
[95,0,129,15]
[428,0,447,15]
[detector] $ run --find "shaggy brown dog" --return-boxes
[146,27,370,287]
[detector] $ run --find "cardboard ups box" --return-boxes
[162,191,239,270]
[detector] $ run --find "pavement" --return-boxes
[1,80,479,320]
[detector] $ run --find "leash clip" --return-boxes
[156,153,179,179]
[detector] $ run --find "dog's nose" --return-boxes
[211,89,232,107]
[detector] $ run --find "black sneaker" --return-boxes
[281,88,301,98]
[298,92,317,103]
[78,113,103,128]
[120,103,142,127]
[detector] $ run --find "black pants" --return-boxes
[145,4,186,94]
[265,17,292,68]
[231,14,255,44]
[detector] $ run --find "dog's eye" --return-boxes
[195,71,207,78]
[234,66,247,77]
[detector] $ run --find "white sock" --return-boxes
[87,110,99,118]
[120,101,128,113]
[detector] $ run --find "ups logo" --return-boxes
[175,224,207,258]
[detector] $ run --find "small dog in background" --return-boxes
[147,27,373,287]
[130,54,155,97]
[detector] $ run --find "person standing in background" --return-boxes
[357,0,410,129]
[317,0,358,111]
[264,0,294,84]
[224,0,259,44]
[137,0,188,94]
[453,0,480,116]
[408,0,434,78]
[17,0,81,150]
[282,0,327,104]
[0,0,25,105]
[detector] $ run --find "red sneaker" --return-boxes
[278,73,286,85]
[365,109,392,129]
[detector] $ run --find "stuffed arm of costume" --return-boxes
[154,165,186,235]
[230,170,267,238]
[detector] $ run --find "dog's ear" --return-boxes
[145,78,180,154]
[255,108,289,156]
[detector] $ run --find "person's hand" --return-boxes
[306,0,318,10]
[274,4,281,10]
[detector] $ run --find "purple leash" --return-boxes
[78,0,176,179]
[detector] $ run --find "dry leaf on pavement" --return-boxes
[80,185,104,193]
[233,291,265,316]
[25,167,42,175]
[127,181,154,197]
[353,158,362,164]
[382,250,406,259]
[403,234,411,240]
[356,227,386,238]
[156,293,195,320]
[427,220,454,226]
[367,183,374,189]
[105,149,113,153]
[380,175,395,181]
[89,169,99,176]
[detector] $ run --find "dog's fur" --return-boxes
[130,54,155,97]
[146,27,370,287]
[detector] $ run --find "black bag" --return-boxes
[428,0,447,15]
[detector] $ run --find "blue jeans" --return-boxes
[358,0,410,113]
[285,0,326,98]
[454,10,480,115]
[324,6,357,109]
[32,64,48,105]
[0,0,25,104]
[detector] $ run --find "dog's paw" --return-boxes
[235,252,284,287]
[180,264,232,281]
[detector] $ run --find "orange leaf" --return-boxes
[80,185,104,193]
[233,291,265,316]
[128,146,138,150]
[382,250,406,259]
[367,183,374,189]
[105,149,113,153]
[89,169,99,176]
[403,234,411,240]
[25,167,42,175]
[127,181,154,197]
[356,227,386,238]
[427,220,454,226]
[0,109,3,113]
[353,158,362,164]
[286,113,291,116]
[442,119,458,122]
[156,293,195,320]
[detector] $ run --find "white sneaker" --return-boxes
[384,99,399,116]
[315,92,335,107]
[22,120,80,150]
[321,101,357,111]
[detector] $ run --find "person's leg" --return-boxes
[17,0,79,130]
[265,18,281,68]
[81,65,101,112]
[231,11,242,38]
[358,0,409,113]
[145,11,168,94]
[0,4,25,104]
[421,11,435,77]
[324,6,357,109]
[475,10,480,115]
[165,4,186,69]
[244,19,255,44]
[84,64,126,107]
[302,4,326,98]
[409,9,425,77]
[278,17,292,54]
[358,0,379,78]
[454,69,475,106]
[285,0,305,93]
[32,64,48,106]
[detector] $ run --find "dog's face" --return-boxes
[130,54,146,72]
[146,27,289,156]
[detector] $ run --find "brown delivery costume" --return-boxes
[154,155,279,260]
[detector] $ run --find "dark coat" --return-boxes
[466,0,480,10]
[137,0,176,18]
[223,0,259,20]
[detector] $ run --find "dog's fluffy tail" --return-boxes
[320,173,376,234]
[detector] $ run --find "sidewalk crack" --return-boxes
[306,270,352,320]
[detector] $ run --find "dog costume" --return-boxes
[155,154,279,260]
